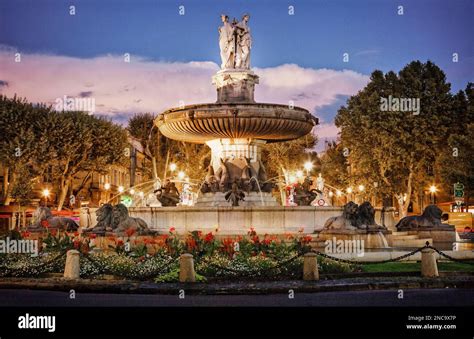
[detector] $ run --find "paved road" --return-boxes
[0,288,472,307]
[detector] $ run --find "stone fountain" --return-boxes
[155,13,317,207]
[80,14,397,236]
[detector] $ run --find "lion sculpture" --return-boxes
[28,207,79,232]
[323,201,359,230]
[396,205,449,230]
[84,203,152,235]
[323,201,385,231]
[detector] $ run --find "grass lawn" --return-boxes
[360,261,474,273]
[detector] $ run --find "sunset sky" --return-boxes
[0,0,472,149]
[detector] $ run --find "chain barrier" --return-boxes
[427,245,474,265]
[310,246,427,265]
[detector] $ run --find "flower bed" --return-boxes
[0,228,356,281]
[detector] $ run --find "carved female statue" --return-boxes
[235,14,252,69]
[218,14,235,69]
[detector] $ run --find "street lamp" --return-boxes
[358,185,365,192]
[104,183,111,190]
[178,171,186,180]
[336,190,342,197]
[118,186,124,193]
[170,163,177,172]
[347,187,353,194]
[130,188,135,195]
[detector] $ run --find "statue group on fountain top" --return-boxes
[219,13,252,70]
[201,156,273,195]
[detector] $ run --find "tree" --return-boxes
[0,96,54,205]
[335,61,454,217]
[263,133,318,202]
[319,140,349,191]
[127,113,210,183]
[438,83,474,208]
[50,112,128,210]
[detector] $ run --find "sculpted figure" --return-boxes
[112,203,150,235]
[323,202,359,230]
[28,206,79,232]
[396,205,449,230]
[83,203,113,234]
[218,14,235,69]
[234,14,252,69]
[225,180,246,206]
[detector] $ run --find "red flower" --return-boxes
[116,240,124,246]
[169,227,176,233]
[50,229,57,237]
[89,233,97,239]
[74,232,80,237]
[21,231,31,238]
[204,232,214,243]
[41,220,50,228]
[125,228,136,237]
[73,240,80,249]
[301,235,312,243]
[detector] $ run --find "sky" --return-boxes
[0,0,472,150]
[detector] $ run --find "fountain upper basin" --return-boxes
[155,102,317,144]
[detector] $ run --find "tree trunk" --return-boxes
[57,177,70,211]
[2,166,9,201]
[3,170,16,206]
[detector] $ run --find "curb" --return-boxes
[0,276,473,295]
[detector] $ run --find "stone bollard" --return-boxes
[303,252,319,281]
[179,253,196,282]
[421,248,439,277]
[63,250,80,279]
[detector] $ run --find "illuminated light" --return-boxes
[118,186,124,193]
[347,187,353,194]
[130,189,135,195]
[429,185,437,193]
[304,161,313,172]
[139,191,144,198]
[169,163,177,172]
[328,191,334,197]
[336,190,342,197]
[289,175,297,184]
[358,185,365,192]
[178,171,185,180]
[104,183,111,190]
[296,170,304,178]
[42,189,50,197]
